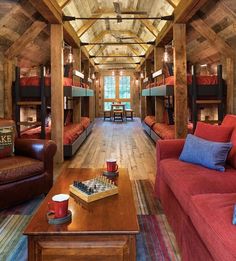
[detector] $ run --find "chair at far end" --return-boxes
[124,109,134,120]
[103,110,112,121]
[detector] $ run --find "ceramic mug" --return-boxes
[106,159,119,172]
[48,194,69,218]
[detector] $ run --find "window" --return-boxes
[104,76,115,99]
[103,75,131,110]
[119,76,131,99]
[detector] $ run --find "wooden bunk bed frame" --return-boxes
[142,65,226,142]
[14,65,94,157]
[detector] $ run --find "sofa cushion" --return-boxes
[0,156,44,185]
[179,134,232,172]
[222,115,236,168]
[160,158,236,213]
[189,193,236,261]
[194,122,233,142]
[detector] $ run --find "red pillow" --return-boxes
[194,122,233,142]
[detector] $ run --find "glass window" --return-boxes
[119,76,131,99]
[104,102,113,111]
[122,102,131,109]
[104,76,115,99]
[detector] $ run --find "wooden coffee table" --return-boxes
[24,168,139,261]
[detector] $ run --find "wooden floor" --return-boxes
[55,118,156,183]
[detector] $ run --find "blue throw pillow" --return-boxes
[179,134,232,172]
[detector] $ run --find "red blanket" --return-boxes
[20,123,84,145]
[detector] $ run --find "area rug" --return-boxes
[0,180,180,261]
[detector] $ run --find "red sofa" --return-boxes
[155,114,236,261]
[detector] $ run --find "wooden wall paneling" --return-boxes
[0,53,4,118]
[140,63,146,121]
[89,66,95,121]
[5,21,47,59]
[226,57,234,114]
[3,59,13,119]
[190,16,234,57]
[144,59,153,119]
[154,47,165,123]
[51,24,64,163]
[73,47,81,124]
[173,24,188,138]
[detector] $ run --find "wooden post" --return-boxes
[226,57,234,114]
[154,46,165,123]
[89,67,95,121]
[51,24,64,163]
[73,47,81,123]
[173,24,188,138]
[3,59,13,119]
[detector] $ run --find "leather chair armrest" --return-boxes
[14,139,57,172]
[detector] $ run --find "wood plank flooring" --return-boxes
[55,118,156,183]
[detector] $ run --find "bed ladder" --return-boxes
[191,65,224,130]
[15,66,46,138]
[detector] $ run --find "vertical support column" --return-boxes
[4,59,13,119]
[51,24,64,163]
[83,59,90,118]
[226,57,234,114]
[89,66,95,121]
[73,47,81,123]
[145,59,154,117]
[154,46,165,123]
[173,24,188,139]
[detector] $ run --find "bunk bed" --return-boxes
[142,65,226,142]
[14,66,94,157]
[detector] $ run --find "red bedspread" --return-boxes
[20,123,84,145]
[144,116,156,128]
[20,76,83,88]
[146,75,219,88]
[81,117,90,129]
[152,123,193,139]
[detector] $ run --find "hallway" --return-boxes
[62,118,157,184]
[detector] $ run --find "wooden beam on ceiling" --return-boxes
[219,1,236,24]
[77,14,102,38]
[5,21,47,59]
[136,0,208,71]
[0,5,20,29]
[29,0,80,48]
[190,16,234,57]
[139,19,159,37]
[87,31,108,52]
[164,0,177,8]
[61,0,72,9]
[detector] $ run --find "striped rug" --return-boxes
[132,180,181,261]
[0,180,180,261]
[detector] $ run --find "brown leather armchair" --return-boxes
[0,138,57,210]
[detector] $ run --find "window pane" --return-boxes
[104,102,112,111]
[104,76,115,99]
[119,76,130,99]
[121,102,131,109]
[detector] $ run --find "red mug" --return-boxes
[48,194,69,218]
[106,159,118,172]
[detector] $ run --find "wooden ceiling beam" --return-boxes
[139,19,159,37]
[137,0,208,71]
[164,0,177,8]
[77,14,102,38]
[0,5,20,29]
[61,0,72,9]
[219,1,236,24]
[29,0,80,48]
[87,30,108,52]
[190,16,234,57]
[5,21,47,59]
